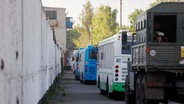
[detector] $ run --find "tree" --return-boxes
[128,9,143,32]
[66,28,80,50]
[116,25,130,33]
[79,0,93,44]
[72,25,89,48]
[91,5,118,45]
[71,1,94,48]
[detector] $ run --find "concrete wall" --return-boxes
[0,0,62,104]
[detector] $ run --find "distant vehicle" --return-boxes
[97,30,135,98]
[72,50,79,77]
[125,2,184,104]
[78,45,98,83]
[73,48,83,80]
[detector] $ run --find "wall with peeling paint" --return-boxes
[0,0,62,104]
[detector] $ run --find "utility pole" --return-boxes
[120,0,122,27]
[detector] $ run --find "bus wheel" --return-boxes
[100,89,106,95]
[82,73,85,84]
[75,75,78,80]
[80,73,83,83]
[98,76,100,88]
[99,76,105,94]
[106,78,113,98]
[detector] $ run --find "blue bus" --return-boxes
[78,45,98,83]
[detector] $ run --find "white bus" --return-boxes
[97,30,134,98]
[72,50,79,77]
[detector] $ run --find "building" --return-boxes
[44,7,67,66]
[66,17,73,29]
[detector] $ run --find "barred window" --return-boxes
[46,11,57,19]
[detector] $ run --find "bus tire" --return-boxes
[75,75,77,80]
[80,73,83,83]
[98,76,100,88]
[106,78,113,98]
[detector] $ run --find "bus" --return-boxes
[97,30,134,98]
[73,48,84,80]
[72,50,79,79]
[78,45,98,83]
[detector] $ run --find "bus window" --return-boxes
[89,51,97,59]
[76,57,79,62]
[122,42,131,54]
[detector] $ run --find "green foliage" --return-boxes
[78,0,93,46]
[150,0,181,7]
[42,75,62,104]
[72,25,90,48]
[91,5,118,45]
[67,20,94,49]
[71,0,93,48]
[66,28,80,50]
[128,9,143,32]
[117,25,130,32]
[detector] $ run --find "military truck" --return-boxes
[124,2,184,104]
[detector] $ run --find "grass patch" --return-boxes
[40,74,64,104]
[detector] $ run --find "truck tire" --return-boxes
[125,76,135,104]
[136,74,145,104]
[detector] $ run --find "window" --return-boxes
[79,54,81,61]
[46,11,57,19]
[138,22,140,30]
[144,20,146,28]
[122,42,132,54]
[101,52,104,60]
[154,15,176,42]
[66,17,73,22]
[89,51,97,59]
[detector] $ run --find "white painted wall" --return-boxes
[0,0,62,104]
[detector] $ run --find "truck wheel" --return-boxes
[125,76,135,104]
[125,76,129,104]
[136,75,145,104]
[136,74,160,104]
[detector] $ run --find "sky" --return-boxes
[42,0,155,26]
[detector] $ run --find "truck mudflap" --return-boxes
[145,88,164,100]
